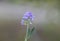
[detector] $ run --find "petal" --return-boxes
[30,16,35,21]
[24,12,32,17]
[22,16,28,19]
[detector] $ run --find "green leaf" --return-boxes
[30,27,35,35]
[27,27,35,39]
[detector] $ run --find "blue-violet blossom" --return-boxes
[21,12,35,25]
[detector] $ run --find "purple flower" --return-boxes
[21,12,35,25]
[23,12,35,21]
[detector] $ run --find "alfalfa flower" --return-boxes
[21,12,35,25]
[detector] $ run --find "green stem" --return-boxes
[24,24,29,41]
[25,38,27,41]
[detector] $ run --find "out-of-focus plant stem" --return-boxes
[24,22,29,41]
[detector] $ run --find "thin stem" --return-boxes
[24,23,29,41]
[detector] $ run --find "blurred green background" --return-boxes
[0,0,60,41]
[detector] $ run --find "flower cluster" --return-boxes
[21,12,35,25]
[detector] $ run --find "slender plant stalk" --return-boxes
[24,23,29,41]
[22,12,35,41]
